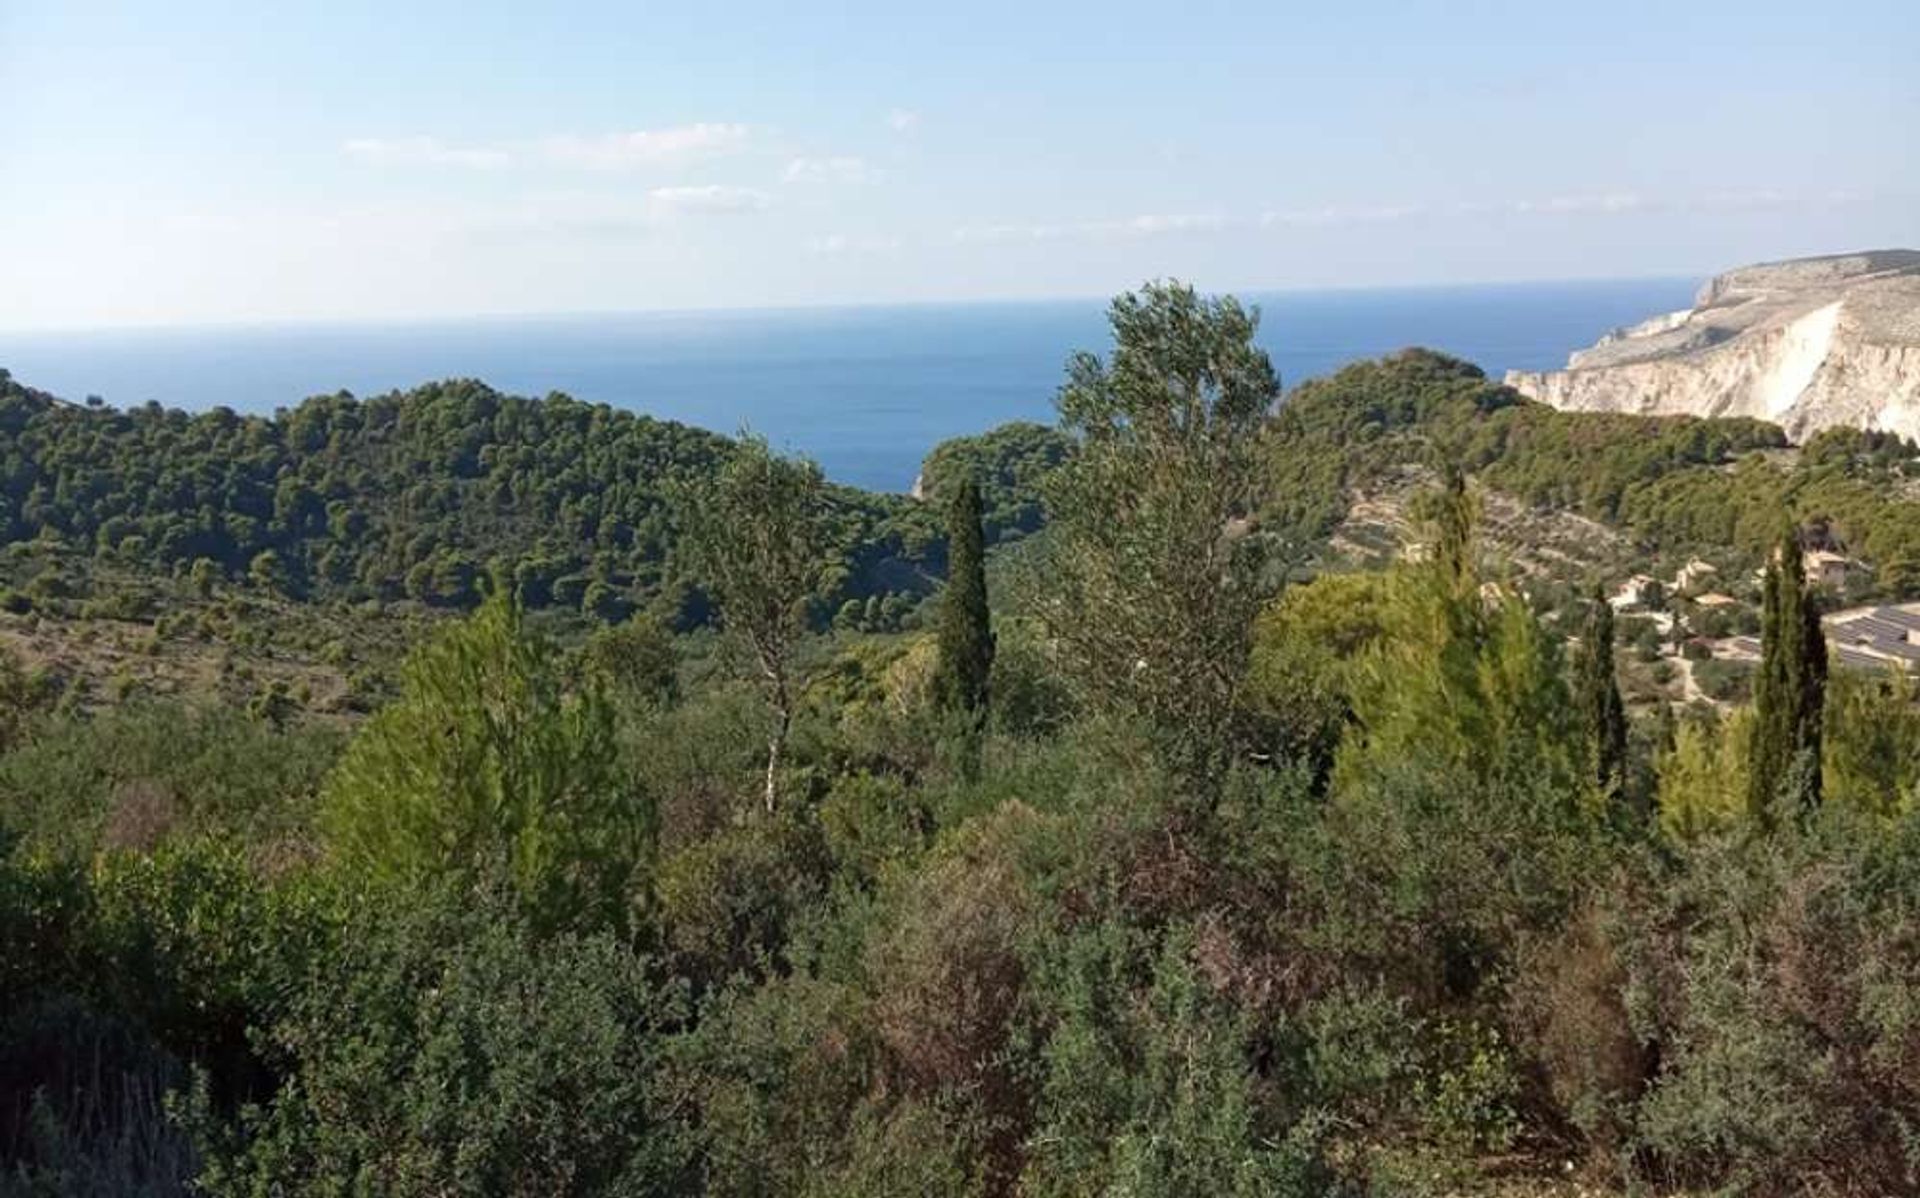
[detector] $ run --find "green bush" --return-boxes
[320,592,642,933]
[1626,812,1920,1193]
[0,704,339,858]
[662,972,884,1197]
[1693,657,1754,703]
[191,882,687,1197]
[1020,920,1343,1197]
[654,810,831,986]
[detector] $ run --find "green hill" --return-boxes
[0,369,950,625]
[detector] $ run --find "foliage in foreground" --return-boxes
[320,588,638,932]
[4,288,1920,1198]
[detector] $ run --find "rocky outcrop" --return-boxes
[1506,250,1920,442]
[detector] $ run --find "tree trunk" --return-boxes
[763,689,791,815]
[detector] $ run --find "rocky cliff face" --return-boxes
[1506,250,1920,442]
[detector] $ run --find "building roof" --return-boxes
[1823,603,1920,670]
[1835,643,1898,671]
[1875,606,1920,633]
[1675,558,1718,585]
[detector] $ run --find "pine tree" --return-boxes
[933,475,995,717]
[1748,530,1829,823]
[1575,585,1629,802]
[320,588,630,932]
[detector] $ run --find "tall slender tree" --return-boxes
[678,435,825,813]
[1748,530,1828,822]
[1575,585,1630,804]
[933,474,995,719]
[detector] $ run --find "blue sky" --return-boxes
[4,0,1915,329]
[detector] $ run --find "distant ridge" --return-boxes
[1506,250,1920,441]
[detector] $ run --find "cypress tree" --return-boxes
[1748,531,1828,822]
[1432,466,1475,597]
[1575,585,1629,802]
[934,475,995,717]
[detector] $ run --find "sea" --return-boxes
[0,278,1698,493]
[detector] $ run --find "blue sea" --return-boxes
[0,278,1697,492]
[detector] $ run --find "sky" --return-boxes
[3,0,1916,330]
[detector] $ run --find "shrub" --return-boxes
[191,883,687,1197]
[1020,920,1343,1197]
[817,771,932,886]
[1692,657,1753,703]
[0,703,339,859]
[1509,898,1650,1162]
[582,613,678,707]
[1657,709,1752,841]
[1627,812,1920,1193]
[983,619,1073,737]
[654,811,831,986]
[662,972,882,1198]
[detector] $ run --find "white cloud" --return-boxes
[951,213,1228,243]
[783,156,881,185]
[1685,188,1796,211]
[886,108,919,132]
[647,185,771,215]
[1510,192,1644,215]
[342,137,512,169]
[1259,203,1427,227]
[808,232,902,255]
[340,123,750,171]
[1119,213,1227,235]
[539,123,750,169]
[950,186,1839,250]
[1250,189,1867,229]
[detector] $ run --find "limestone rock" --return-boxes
[1506,250,1920,441]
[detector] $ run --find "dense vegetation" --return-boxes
[1258,350,1920,600]
[914,421,1070,544]
[4,287,1920,1197]
[0,368,954,628]
[1262,348,1790,549]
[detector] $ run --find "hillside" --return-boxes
[0,368,956,628]
[1267,350,1920,594]
[0,368,1078,717]
[5,286,1920,1198]
[1507,250,1920,440]
[10,350,1920,723]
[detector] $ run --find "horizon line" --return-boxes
[0,269,1704,340]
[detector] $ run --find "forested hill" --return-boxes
[1263,350,1920,593]
[6,350,1920,634]
[1265,349,1789,545]
[0,369,967,625]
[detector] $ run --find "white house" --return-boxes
[1805,550,1861,589]
[1674,557,1717,593]
[1610,574,1658,611]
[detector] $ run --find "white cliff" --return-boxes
[1506,250,1920,442]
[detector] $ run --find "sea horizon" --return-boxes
[2,270,1703,338]
[0,275,1700,491]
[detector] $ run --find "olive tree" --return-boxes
[1036,281,1281,792]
